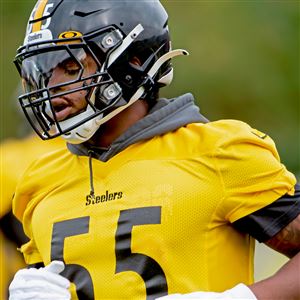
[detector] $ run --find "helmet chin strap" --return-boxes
[59,105,103,144]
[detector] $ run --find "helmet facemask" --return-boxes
[14,26,141,143]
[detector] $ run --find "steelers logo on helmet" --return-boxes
[58,31,82,39]
[14,0,188,144]
[58,31,83,45]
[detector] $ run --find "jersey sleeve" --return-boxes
[0,141,22,218]
[1,136,65,219]
[12,169,44,264]
[19,238,43,265]
[232,183,300,242]
[213,120,297,223]
[12,147,70,265]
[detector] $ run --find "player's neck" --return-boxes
[89,99,149,148]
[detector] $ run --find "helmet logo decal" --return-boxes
[24,29,53,46]
[58,31,83,39]
[57,31,83,45]
[29,1,54,33]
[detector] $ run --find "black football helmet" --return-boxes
[14,0,188,143]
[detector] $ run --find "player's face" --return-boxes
[47,53,98,121]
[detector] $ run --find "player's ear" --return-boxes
[130,56,141,66]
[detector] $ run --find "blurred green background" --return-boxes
[0,0,299,175]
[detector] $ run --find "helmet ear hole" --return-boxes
[130,56,141,67]
[124,75,133,85]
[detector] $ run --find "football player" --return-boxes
[9,0,300,299]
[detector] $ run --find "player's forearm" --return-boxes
[250,251,300,300]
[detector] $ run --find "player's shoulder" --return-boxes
[184,119,279,160]
[26,146,73,176]
[204,119,264,137]
[1,134,66,162]
[13,147,74,219]
[12,144,72,194]
[200,119,274,148]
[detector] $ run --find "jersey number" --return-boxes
[51,206,168,299]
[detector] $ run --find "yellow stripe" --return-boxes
[32,0,48,32]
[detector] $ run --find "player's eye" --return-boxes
[65,65,80,76]
[60,59,81,76]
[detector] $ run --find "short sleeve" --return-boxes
[20,238,43,264]
[213,120,296,223]
[232,183,300,242]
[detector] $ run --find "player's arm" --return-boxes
[264,212,300,258]
[232,182,300,256]
[250,196,300,298]
[231,182,300,256]
[234,183,300,299]
[252,251,300,299]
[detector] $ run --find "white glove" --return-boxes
[9,260,71,300]
[156,283,257,299]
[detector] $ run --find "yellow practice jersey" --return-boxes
[13,120,296,300]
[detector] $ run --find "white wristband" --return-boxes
[223,283,257,299]
[156,283,257,299]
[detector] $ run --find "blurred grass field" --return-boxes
[0,0,299,175]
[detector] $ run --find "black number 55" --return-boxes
[51,206,168,299]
